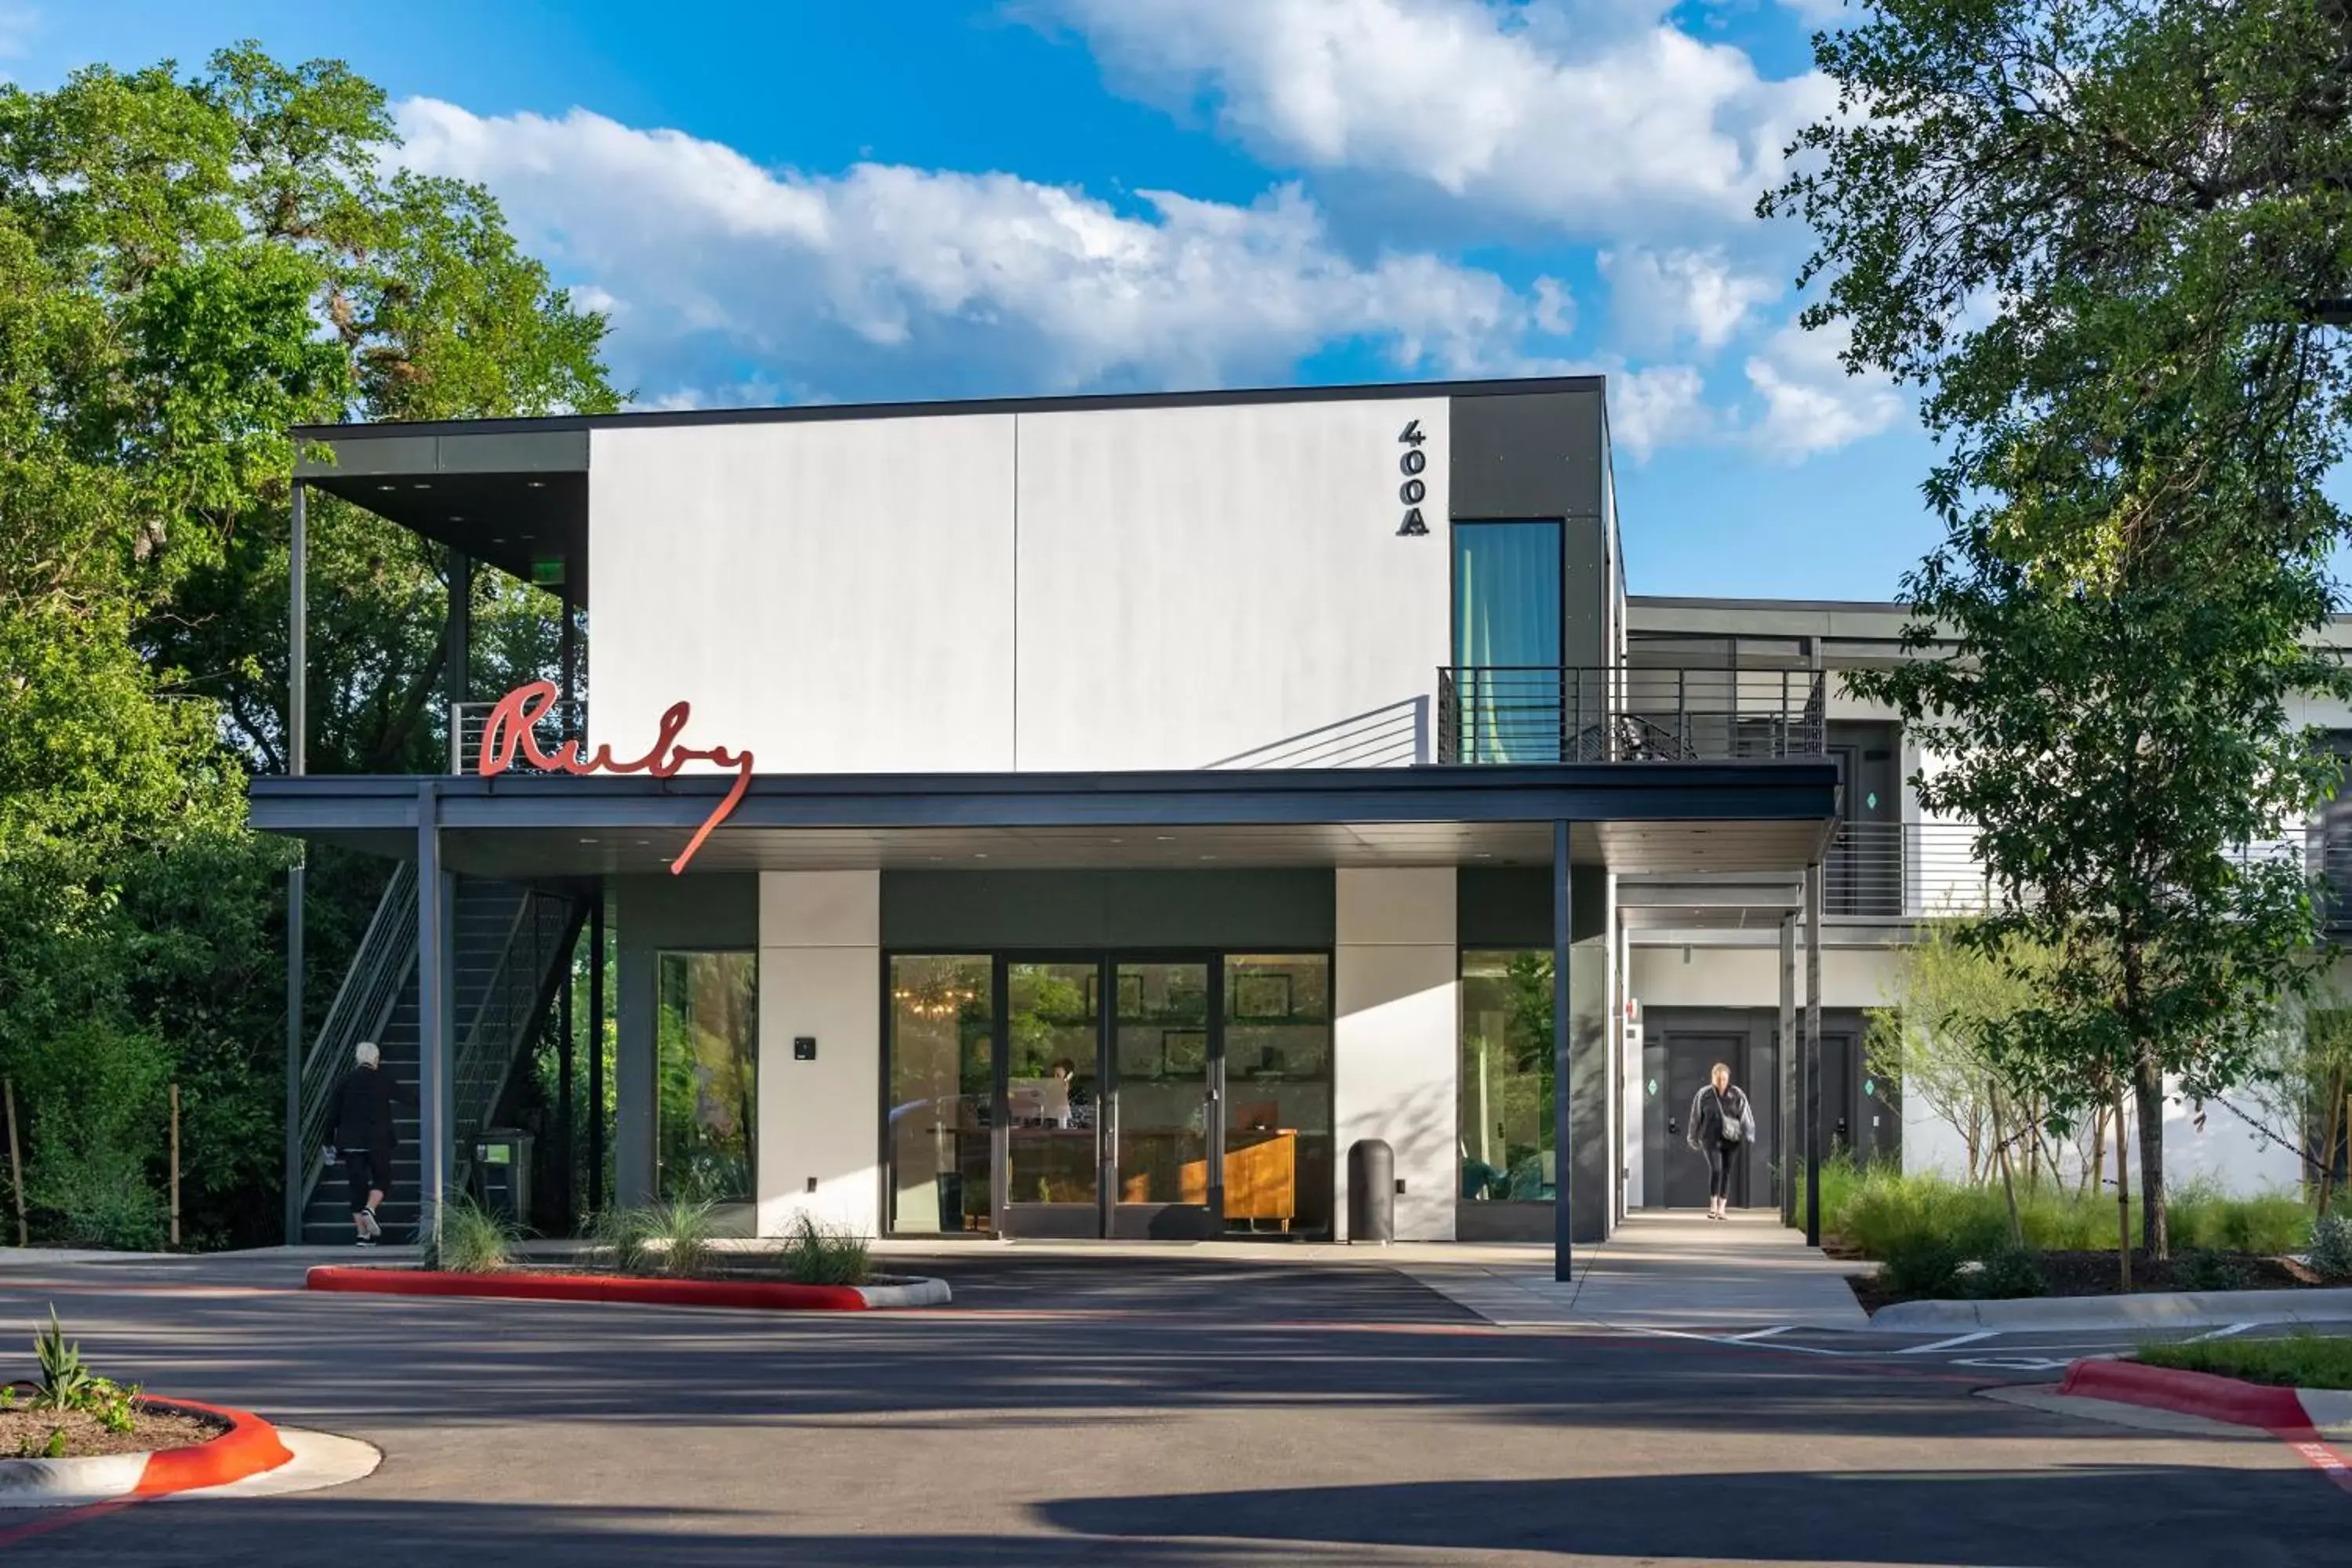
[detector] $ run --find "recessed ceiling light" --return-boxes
[377,483,396,492]
[1156,835,1175,842]
[449,514,464,522]
[972,852,989,859]
[412,482,430,490]
[1198,854,1217,862]
[527,480,546,489]
[578,837,597,844]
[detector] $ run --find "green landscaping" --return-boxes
[2138,1332,2352,1391]
[1816,1159,2313,1261]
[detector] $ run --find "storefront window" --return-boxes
[888,956,996,1232]
[1459,950,1555,1202]
[1223,954,1333,1236]
[655,952,757,1203]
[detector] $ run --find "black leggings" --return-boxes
[345,1152,382,1214]
[1702,1139,1739,1202]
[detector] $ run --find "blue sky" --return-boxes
[1,0,1949,600]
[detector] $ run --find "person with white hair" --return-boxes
[326,1040,394,1245]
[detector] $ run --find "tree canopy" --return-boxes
[1765,0,2352,1253]
[0,43,617,1246]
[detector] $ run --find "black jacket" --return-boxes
[1686,1084,1754,1150]
[329,1065,395,1168]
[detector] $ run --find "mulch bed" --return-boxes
[1848,1250,2321,1313]
[0,1403,225,1460]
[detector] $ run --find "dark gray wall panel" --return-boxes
[1449,390,1602,521]
[612,873,759,1204]
[1457,866,1608,947]
[882,869,1333,951]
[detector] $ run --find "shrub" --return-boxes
[2309,1212,2352,1282]
[593,1199,717,1279]
[2171,1247,2255,1292]
[28,1306,138,1429]
[1879,1235,1968,1298]
[422,1196,517,1273]
[2169,1180,2308,1255]
[776,1212,871,1287]
[1968,1246,2048,1300]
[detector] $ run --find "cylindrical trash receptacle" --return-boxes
[1347,1138,1395,1243]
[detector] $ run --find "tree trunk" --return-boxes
[2087,1103,2107,1198]
[2133,1047,2169,1258]
[2115,1083,2132,1292]
[1989,1080,2024,1248]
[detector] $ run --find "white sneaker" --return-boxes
[357,1208,382,1240]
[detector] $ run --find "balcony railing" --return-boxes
[448,698,587,775]
[1436,666,1825,765]
[1828,822,2318,920]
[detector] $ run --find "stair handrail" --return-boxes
[296,862,419,1172]
[449,885,583,1192]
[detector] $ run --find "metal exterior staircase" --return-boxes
[298,870,582,1244]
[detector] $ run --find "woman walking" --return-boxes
[328,1040,395,1245]
[1685,1061,1755,1220]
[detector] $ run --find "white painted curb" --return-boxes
[855,1276,951,1308]
[0,1451,149,1508]
[1870,1286,2352,1333]
[2298,1387,2352,1432]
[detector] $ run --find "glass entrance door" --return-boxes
[1004,961,1101,1235]
[1108,960,1216,1239]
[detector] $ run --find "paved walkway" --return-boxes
[1401,1210,1871,1330]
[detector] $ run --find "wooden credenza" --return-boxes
[1172,1130,1298,1229]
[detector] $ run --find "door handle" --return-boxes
[1667,1119,1680,1136]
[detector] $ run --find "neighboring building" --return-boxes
[249,374,2316,1252]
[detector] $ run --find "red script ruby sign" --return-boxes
[475,681,753,874]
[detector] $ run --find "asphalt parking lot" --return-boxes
[0,1250,2339,1566]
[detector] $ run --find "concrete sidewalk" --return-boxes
[1401,1210,1871,1330]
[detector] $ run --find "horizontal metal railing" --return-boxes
[448,698,586,775]
[1828,822,2318,920]
[1436,665,1825,764]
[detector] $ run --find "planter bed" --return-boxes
[1,1402,221,1461]
[0,1398,295,1507]
[307,1265,949,1310]
[1849,1249,2314,1313]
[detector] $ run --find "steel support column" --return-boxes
[283,480,307,1246]
[1552,818,1574,1282]
[416,780,448,1239]
[1804,861,1824,1247]
[1779,913,1797,1228]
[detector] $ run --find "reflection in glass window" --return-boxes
[1222,954,1333,1236]
[1459,950,1555,1202]
[656,952,757,1204]
[887,956,996,1233]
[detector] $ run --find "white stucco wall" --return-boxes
[1013,398,1450,771]
[1334,868,1457,1240]
[587,397,1452,775]
[590,418,1018,774]
[757,871,882,1237]
[1628,942,1899,1013]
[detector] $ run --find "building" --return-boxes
[249,374,2307,1258]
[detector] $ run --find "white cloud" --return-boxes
[1777,0,1855,27]
[1599,245,1778,350]
[393,98,1562,403]
[1601,361,1710,458]
[1742,320,1903,458]
[1031,0,1834,238]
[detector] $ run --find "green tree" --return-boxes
[1765,0,2352,1255]
[0,42,617,1247]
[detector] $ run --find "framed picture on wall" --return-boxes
[1232,971,1294,1020]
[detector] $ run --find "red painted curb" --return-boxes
[2060,1358,2310,1428]
[132,1398,294,1496]
[305,1265,870,1311]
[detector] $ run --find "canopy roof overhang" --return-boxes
[249,762,1841,883]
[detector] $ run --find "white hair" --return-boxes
[354,1041,381,1069]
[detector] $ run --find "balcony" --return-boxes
[1825,822,2318,920]
[1436,666,1825,765]
[448,698,588,775]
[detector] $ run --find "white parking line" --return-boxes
[1728,1327,1795,1341]
[1897,1330,2002,1355]
[2185,1322,2254,1343]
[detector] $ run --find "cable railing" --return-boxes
[1436,665,1826,764]
[450,886,584,1194]
[448,697,587,775]
[294,861,418,1205]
